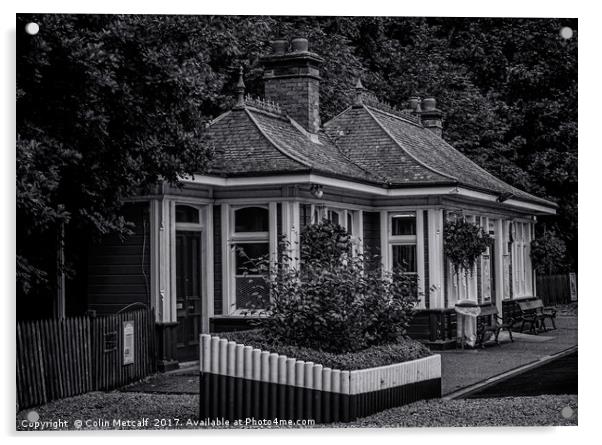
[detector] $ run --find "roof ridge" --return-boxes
[365,104,423,127]
[363,105,459,182]
[361,99,422,125]
[244,108,312,169]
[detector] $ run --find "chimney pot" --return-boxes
[419,97,443,138]
[271,39,288,55]
[291,37,309,53]
[408,96,421,112]
[421,97,437,112]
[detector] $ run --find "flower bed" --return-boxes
[199,333,441,423]
[218,329,432,370]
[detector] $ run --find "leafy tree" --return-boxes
[531,230,568,275]
[17,15,578,301]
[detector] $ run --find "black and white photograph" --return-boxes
[8,4,586,435]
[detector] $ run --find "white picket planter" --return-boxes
[199,334,441,423]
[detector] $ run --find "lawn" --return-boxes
[16,391,577,430]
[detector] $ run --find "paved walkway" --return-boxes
[440,315,577,395]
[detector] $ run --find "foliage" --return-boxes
[245,223,418,353]
[17,14,220,295]
[17,15,578,297]
[218,329,432,370]
[443,219,493,273]
[299,219,352,264]
[530,230,568,274]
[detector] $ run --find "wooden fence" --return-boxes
[16,308,156,410]
[199,334,441,423]
[536,273,577,306]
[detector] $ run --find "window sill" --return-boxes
[213,311,269,318]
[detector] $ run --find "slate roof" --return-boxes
[205,105,378,182]
[205,100,556,209]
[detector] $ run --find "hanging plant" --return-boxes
[443,219,493,274]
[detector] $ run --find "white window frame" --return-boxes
[226,204,275,315]
[388,212,418,274]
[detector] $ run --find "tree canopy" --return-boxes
[16,15,577,297]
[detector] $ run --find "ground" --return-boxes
[16,392,577,430]
[441,314,577,394]
[16,311,578,430]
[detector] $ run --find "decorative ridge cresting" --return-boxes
[243,94,285,116]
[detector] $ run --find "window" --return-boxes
[234,207,269,233]
[234,242,269,310]
[391,213,416,236]
[511,221,533,298]
[176,205,200,224]
[231,206,270,311]
[392,244,417,272]
[389,212,418,274]
[327,209,341,225]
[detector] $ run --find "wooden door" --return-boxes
[175,231,202,362]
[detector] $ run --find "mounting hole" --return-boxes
[559,26,573,40]
[25,22,40,35]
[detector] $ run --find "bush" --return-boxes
[531,230,568,274]
[243,220,418,353]
[217,329,432,370]
[300,219,352,264]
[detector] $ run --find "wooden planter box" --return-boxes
[199,334,441,424]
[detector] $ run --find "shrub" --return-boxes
[531,230,567,274]
[300,219,352,264]
[242,220,419,353]
[218,329,432,370]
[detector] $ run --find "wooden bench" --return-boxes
[517,299,557,333]
[476,305,514,347]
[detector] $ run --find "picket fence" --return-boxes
[199,334,441,423]
[16,309,156,410]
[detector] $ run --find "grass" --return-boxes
[216,329,432,370]
[16,392,577,430]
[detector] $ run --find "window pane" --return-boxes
[234,242,269,310]
[235,243,269,274]
[391,213,416,236]
[347,212,353,233]
[392,245,417,272]
[176,205,199,223]
[236,276,269,309]
[328,210,340,225]
[234,207,269,232]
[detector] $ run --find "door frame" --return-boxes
[172,201,212,335]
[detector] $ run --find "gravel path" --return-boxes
[16,392,577,430]
[339,395,577,427]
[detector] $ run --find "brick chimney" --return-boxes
[419,97,443,137]
[261,38,324,133]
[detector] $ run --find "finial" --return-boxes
[353,77,366,107]
[235,66,245,108]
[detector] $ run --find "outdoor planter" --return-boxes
[199,334,441,424]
